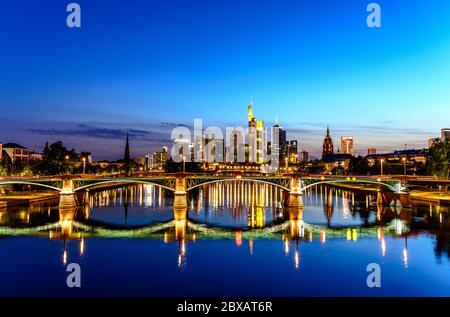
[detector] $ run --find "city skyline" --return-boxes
[1,0,449,159]
[0,97,444,161]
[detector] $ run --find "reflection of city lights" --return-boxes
[342,193,349,219]
[284,239,289,255]
[320,231,326,244]
[352,229,358,242]
[308,231,313,242]
[294,249,300,269]
[403,247,408,268]
[80,238,85,255]
[163,232,168,243]
[181,240,186,256]
[381,239,386,256]
[395,219,404,235]
[249,237,254,255]
[63,250,67,265]
[178,255,182,268]
[49,231,53,239]
[144,185,153,207]
[235,231,242,247]
[346,228,351,241]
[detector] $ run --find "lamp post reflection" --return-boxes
[403,236,408,268]
[80,237,85,255]
[174,205,188,269]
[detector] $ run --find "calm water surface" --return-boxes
[0,182,449,296]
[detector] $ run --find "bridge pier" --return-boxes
[173,176,188,208]
[58,194,76,236]
[61,179,74,195]
[287,177,303,208]
[377,190,412,208]
[174,206,187,241]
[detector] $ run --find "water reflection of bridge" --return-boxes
[2,182,449,269]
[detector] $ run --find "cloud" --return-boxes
[27,123,173,143]
[28,127,144,139]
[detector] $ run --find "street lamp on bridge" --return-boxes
[82,157,86,174]
[380,159,384,176]
[182,155,185,173]
[402,157,407,175]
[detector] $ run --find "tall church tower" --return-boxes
[322,125,334,160]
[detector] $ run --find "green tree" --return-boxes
[331,165,346,175]
[37,141,79,175]
[426,139,450,179]
[348,156,371,175]
[0,153,12,176]
[305,160,325,174]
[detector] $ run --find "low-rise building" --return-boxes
[2,143,29,163]
[366,149,428,165]
[29,152,43,161]
[300,150,309,162]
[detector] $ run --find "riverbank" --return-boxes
[409,190,450,205]
[328,183,450,205]
[0,182,143,209]
[0,192,60,208]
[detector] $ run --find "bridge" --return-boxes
[0,173,409,208]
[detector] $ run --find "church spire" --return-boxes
[322,125,334,160]
[124,131,131,175]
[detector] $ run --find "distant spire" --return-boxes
[124,131,131,175]
[275,115,278,125]
[249,96,252,106]
[326,125,330,136]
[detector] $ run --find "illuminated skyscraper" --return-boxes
[256,119,266,164]
[272,121,286,166]
[287,140,298,163]
[247,99,266,164]
[300,150,309,162]
[340,136,354,156]
[248,98,257,163]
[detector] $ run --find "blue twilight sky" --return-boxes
[0,0,449,160]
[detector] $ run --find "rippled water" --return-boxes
[0,183,449,296]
